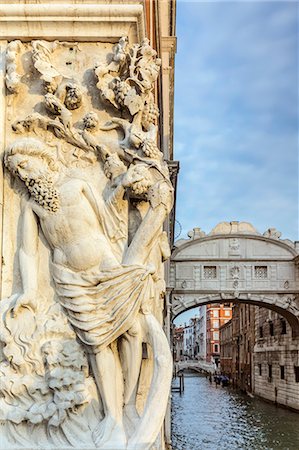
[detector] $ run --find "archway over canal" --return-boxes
[169,222,299,335]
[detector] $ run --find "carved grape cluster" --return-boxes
[44,80,57,94]
[83,111,99,130]
[141,138,162,160]
[113,79,130,106]
[5,40,21,93]
[64,83,82,110]
[131,180,150,195]
[142,103,159,130]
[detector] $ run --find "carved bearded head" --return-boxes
[5,138,60,213]
[5,138,58,180]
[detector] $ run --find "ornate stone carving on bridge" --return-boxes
[262,227,295,248]
[228,238,240,256]
[263,227,282,240]
[1,37,173,450]
[230,265,240,289]
[187,227,206,240]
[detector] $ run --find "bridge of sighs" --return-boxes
[169,221,299,335]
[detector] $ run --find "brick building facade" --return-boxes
[206,304,232,366]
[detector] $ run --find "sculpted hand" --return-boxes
[11,291,37,316]
[122,165,144,188]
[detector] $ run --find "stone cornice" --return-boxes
[161,36,177,54]
[0,3,146,41]
[172,233,298,259]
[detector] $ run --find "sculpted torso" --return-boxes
[30,178,119,272]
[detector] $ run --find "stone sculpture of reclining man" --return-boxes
[4,137,173,450]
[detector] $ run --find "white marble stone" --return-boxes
[0,30,173,450]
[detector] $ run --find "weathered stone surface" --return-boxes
[0,30,173,450]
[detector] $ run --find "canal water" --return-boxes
[171,374,299,450]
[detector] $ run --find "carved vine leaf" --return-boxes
[9,37,162,170]
[94,64,118,108]
[94,37,160,122]
[12,113,93,166]
[124,87,144,116]
[32,40,60,85]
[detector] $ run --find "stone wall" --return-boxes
[219,319,233,375]
[220,304,299,409]
[253,308,299,411]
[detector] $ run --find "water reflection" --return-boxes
[171,374,299,450]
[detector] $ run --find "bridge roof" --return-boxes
[172,222,298,261]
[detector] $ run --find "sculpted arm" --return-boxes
[82,182,105,220]
[13,198,39,314]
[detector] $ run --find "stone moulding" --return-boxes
[0,4,145,41]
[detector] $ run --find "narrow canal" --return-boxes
[171,374,299,450]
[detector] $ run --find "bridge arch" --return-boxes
[172,292,299,336]
[170,222,299,335]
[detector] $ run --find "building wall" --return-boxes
[173,311,208,361]
[173,326,184,361]
[219,319,233,375]
[183,325,190,357]
[253,308,299,411]
[220,304,255,391]
[183,319,199,358]
[232,304,255,392]
[220,304,299,410]
[197,306,207,360]
[206,304,232,366]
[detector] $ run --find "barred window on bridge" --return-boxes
[203,266,217,279]
[254,266,268,279]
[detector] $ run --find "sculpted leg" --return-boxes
[119,318,143,431]
[92,344,126,449]
[127,313,172,450]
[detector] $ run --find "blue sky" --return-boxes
[173,0,298,325]
[174,0,298,243]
